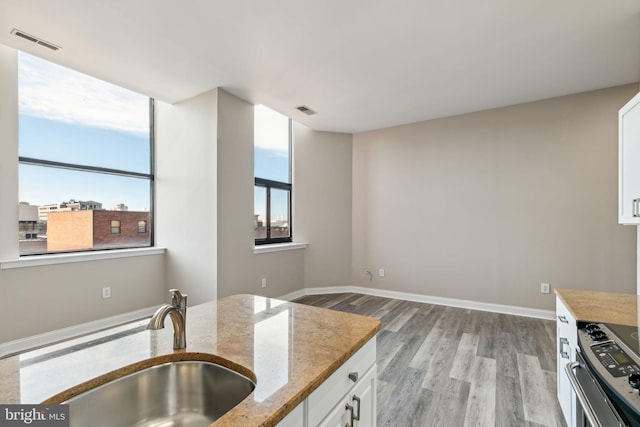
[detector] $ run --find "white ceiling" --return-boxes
[1,0,639,133]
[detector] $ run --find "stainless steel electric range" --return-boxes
[569,322,640,427]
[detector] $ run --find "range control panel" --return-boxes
[578,322,640,418]
[590,342,640,377]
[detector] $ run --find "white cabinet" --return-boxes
[317,365,376,427]
[619,91,640,224]
[556,296,577,427]
[276,403,304,427]
[276,337,377,427]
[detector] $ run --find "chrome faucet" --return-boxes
[148,289,188,349]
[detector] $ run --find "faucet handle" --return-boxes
[169,289,187,309]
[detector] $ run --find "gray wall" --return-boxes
[0,45,165,343]
[294,123,353,288]
[352,84,638,310]
[216,89,306,298]
[216,90,353,297]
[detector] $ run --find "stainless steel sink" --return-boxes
[63,361,255,427]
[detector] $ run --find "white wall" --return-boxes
[156,90,219,305]
[352,84,638,310]
[0,45,165,343]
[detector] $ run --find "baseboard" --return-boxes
[0,306,160,358]
[280,286,555,321]
[277,289,307,301]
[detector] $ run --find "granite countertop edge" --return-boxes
[5,294,382,427]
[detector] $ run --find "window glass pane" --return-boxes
[110,220,121,234]
[270,189,290,239]
[19,165,151,255]
[254,186,267,239]
[254,105,290,183]
[18,52,150,173]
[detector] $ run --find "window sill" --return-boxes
[0,247,166,270]
[253,242,308,254]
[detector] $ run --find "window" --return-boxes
[138,220,147,233]
[110,220,121,235]
[17,52,153,255]
[254,105,292,245]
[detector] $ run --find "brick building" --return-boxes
[47,210,150,252]
[38,199,103,222]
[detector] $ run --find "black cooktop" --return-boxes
[604,323,640,355]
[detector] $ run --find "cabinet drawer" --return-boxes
[308,338,376,424]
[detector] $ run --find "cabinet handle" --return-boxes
[633,199,640,217]
[557,315,568,324]
[351,395,361,421]
[345,395,362,426]
[348,372,359,382]
[560,337,570,359]
[345,403,354,427]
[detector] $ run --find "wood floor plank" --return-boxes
[495,373,526,427]
[495,331,519,379]
[384,306,419,332]
[449,333,480,382]
[432,378,471,427]
[294,292,566,427]
[377,367,430,427]
[464,356,497,427]
[517,353,559,426]
[409,327,442,369]
[420,335,456,391]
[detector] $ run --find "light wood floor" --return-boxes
[294,293,566,427]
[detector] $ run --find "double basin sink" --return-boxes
[59,360,255,427]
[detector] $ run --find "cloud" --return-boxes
[18,53,149,135]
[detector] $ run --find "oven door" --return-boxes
[565,349,627,427]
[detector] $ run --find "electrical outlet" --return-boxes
[540,283,550,294]
[379,268,385,277]
[261,278,267,288]
[102,286,111,299]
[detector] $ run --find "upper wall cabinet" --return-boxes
[619,92,640,224]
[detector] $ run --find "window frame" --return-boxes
[254,177,292,245]
[254,115,292,246]
[17,96,155,256]
[110,220,121,235]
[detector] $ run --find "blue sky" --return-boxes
[19,52,289,218]
[19,52,151,211]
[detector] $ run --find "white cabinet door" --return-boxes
[276,402,305,427]
[317,365,376,427]
[556,297,577,427]
[308,338,376,425]
[619,91,640,224]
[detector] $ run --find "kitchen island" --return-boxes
[0,294,381,426]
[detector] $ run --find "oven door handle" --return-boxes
[565,361,602,427]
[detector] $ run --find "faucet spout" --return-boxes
[148,289,188,349]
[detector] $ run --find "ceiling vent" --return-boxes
[296,105,317,116]
[11,29,61,51]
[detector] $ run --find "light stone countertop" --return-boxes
[555,288,638,326]
[0,294,381,426]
